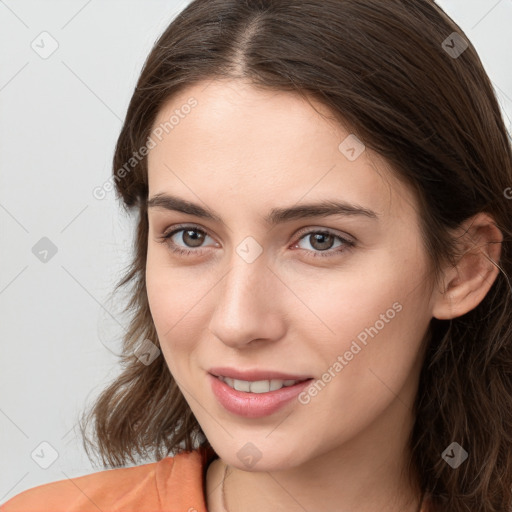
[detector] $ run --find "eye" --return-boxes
[292,228,355,258]
[157,224,218,257]
[157,224,355,259]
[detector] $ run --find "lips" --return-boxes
[208,373,314,418]
[208,366,313,382]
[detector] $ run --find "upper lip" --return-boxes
[208,367,313,382]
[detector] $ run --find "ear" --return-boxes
[432,212,503,320]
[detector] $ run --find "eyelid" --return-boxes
[293,225,355,244]
[162,222,201,236]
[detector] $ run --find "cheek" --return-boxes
[295,248,431,374]
[145,248,213,371]
[145,268,192,381]
[145,249,171,332]
[294,268,430,435]
[146,245,198,331]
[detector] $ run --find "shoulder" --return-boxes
[0,446,215,512]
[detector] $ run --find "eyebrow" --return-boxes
[147,193,378,225]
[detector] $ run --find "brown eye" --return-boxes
[307,233,336,251]
[158,225,217,256]
[179,228,206,248]
[159,225,355,259]
[293,229,355,259]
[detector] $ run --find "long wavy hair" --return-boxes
[78,1,512,510]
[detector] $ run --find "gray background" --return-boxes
[1,0,511,502]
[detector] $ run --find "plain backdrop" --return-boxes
[1,0,511,502]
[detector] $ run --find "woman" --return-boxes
[2,1,511,511]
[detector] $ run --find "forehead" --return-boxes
[147,79,414,221]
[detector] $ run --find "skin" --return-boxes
[145,79,502,512]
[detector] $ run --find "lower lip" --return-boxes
[208,373,313,418]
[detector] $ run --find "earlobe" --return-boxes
[432,213,503,320]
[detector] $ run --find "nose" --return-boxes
[207,253,286,349]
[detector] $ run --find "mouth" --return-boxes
[208,373,315,418]
[214,375,313,393]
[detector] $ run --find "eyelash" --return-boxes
[157,223,355,259]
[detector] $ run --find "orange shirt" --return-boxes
[1,446,432,511]
[1,446,216,512]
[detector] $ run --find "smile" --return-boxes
[216,376,307,393]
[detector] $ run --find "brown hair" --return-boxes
[79,1,512,510]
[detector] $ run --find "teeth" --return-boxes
[233,379,251,392]
[270,380,285,391]
[218,376,301,393]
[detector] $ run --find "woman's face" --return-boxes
[146,79,435,470]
